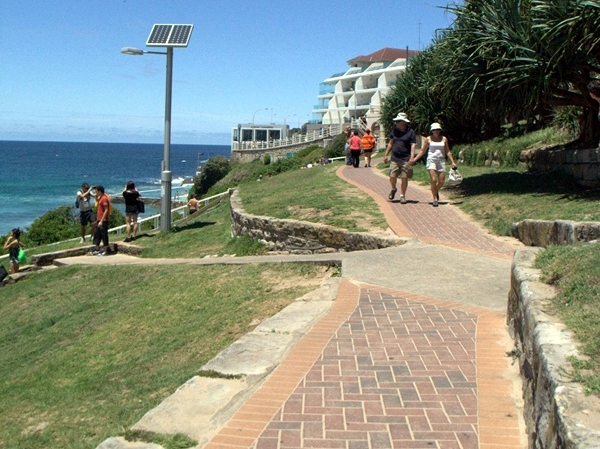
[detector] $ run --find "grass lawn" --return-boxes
[0,262,335,449]
[237,162,388,232]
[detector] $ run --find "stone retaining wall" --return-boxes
[520,145,600,187]
[229,189,406,254]
[507,247,600,449]
[512,219,600,247]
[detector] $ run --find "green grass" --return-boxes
[535,244,600,395]
[238,162,388,232]
[0,262,334,449]
[133,202,269,259]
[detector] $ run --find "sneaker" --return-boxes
[388,188,397,200]
[124,237,131,242]
[97,251,106,257]
[91,250,100,256]
[399,195,406,204]
[433,200,439,207]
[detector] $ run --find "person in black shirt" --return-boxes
[122,180,141,242]
[383,112,417,204]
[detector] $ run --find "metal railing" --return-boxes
[106,190,231,236]
[0,191,233,263]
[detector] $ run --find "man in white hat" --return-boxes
[383,112,417,203]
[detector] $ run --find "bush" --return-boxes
[194,156,231,196]
[22,206,124,246]
[323,133,347,159]
[263,154,271,165]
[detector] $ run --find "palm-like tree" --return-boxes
[382,0,600,145]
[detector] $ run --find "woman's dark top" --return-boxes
[123,190,141,214]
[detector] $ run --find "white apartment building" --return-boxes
[312,47,419,138]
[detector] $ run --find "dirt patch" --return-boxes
[261,265,333,293]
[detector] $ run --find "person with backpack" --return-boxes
[76,183,97,243]
[92,185,111,256]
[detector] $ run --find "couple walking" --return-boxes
[383,112,457,207]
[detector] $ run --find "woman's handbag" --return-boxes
[448,167,463,186]
[136,199,145,214]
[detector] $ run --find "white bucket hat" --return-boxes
[393,112,410,123]
[430,122,443,131]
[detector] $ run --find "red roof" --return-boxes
[347,47,420,65]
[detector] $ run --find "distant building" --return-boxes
[231,123,289,150]
[312,47,420,138]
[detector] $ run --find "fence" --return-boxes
[0,190,232,263]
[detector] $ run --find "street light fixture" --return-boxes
[252,107,268,125]
[121,24,193,233]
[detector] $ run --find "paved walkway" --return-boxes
[200,163,526,449]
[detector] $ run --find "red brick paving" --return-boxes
[203,162,524,448]
[337,163,516,260]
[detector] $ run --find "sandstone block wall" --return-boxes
[508,247,600,449]
[512,219,600,247]
[520,146,600,187]
[229,189,406,254]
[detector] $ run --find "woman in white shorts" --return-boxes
[414,123,458,207]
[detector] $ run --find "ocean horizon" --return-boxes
[0,140,231,236]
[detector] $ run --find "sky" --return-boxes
[0,1,458,145]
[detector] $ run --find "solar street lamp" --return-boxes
[121,24,193,233]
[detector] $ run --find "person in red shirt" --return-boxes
[92,185,110,256]
[348,130,362,168]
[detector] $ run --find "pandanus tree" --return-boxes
[383,0,600,145]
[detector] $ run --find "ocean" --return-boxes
[0,141,231,237]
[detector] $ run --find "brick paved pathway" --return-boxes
[203,162,524,449]
[338,163,516,260]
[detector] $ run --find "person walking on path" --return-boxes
[348,130,362,168]
[3,228,25,274]
[76,183,97,243]
[92,186,111,256]
[122,181,141,242]
[343,128,352,166]
[383,112,416,203]
[414,122,458,207]
[361,127,376,167]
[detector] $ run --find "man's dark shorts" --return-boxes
[80,210,96,226]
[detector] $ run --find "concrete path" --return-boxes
[94,161,527,449]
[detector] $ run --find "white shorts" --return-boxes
[426,158,446,172]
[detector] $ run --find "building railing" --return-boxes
[233,123,346,151]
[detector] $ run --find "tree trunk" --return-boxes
[580,107,600,146]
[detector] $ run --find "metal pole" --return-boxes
[161,47,173,233]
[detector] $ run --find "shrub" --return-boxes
[263,154,271,165]
[323,134,347,159]
[194,156,231,196]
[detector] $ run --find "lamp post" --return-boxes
[121,24,193,233]
[282,114,295,139]
[252,107,268,125]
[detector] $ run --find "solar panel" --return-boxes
[146,24,193,47]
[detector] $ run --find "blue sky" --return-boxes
[0,1,457,145]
